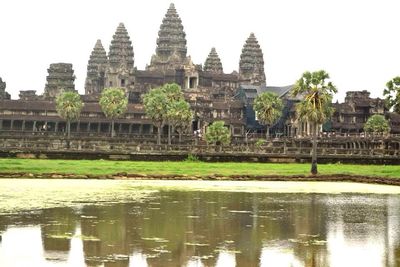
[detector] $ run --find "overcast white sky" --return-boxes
[1,0,400,101]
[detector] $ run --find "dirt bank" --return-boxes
[1,172,400,187]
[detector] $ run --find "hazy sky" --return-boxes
[1,0,400,101]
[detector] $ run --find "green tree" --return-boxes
[163,83,185,145]
[253,92,283,139]
[364,114,390,134]
[205,121,231,149]
[99,88,128,138]
[143,87,169,145]
[167,99,193,143]
[143,83,186,145]
[292,70,337,175]
[56,91,84,139]
[163,83,183,101]
[384,77,400,113]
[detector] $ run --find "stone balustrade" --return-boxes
[0,132,399,164]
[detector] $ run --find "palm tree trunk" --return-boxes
[111,120,115,138]
[168,125,171,145]
[66,120,71,149]
[67,120,71,139]
[157,122,162,145]
[311,122,318,175]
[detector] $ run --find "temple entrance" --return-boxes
[192,120,199,132]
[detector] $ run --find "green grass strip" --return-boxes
[1,158,400,178]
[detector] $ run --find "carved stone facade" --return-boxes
[43,63,76,99]
[19,90,40,101]
[0,78,10,100]
[332,90,386,133]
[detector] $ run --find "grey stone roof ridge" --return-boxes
[259,85,293,97]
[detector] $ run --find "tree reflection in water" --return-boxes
[0,191,399,267]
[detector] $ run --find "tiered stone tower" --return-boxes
[204,48,223,74]
[239,33,266,86]
[0,78,10,100]
[105,23,135,90]
[85,40,108,95]
[43,63,76,99]
[148,3,189,71]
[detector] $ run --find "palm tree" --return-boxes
[166,99,193,143]
[143,83,185,145]
[253,92,283,139]
[292,70,337,175]
[55,91,83,139]
[99,87,128,138]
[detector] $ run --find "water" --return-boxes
[0,179,400,267]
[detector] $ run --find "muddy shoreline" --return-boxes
[1,172,400,187]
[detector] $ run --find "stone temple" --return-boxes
[0,3,399,138]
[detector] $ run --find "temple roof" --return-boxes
[259,85,293,98]
[239,33,266,85]
[154,3,187,61]
[204,48,223,74]
[108,23,134,69]
[0,100,144,113]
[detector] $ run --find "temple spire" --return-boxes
[239,33,266,86]
[85,40,108,95]
[148,3,187,70]
[0,77,10,100]
[108,23,134,70]
[204,48,223,74]
[106,23,135,90]
[44,63,76,99]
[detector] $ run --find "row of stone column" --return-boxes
[0,119,155,135]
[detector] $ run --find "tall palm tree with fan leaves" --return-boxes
[56,91,83,139]
[292,70,337,175]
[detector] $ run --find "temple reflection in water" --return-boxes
[0,191,400,267]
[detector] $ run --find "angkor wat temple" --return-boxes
[0,3,399,141]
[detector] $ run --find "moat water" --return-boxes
[0,180,400,267]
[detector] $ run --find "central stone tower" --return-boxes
[147,3,189,71]
[239,33,266,86]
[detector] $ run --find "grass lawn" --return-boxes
[1,158,400,178]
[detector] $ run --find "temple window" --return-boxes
[121,79,125,87]
[109,81,113,87]
[189,77,197,89]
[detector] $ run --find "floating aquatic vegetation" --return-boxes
[141,237,169,243]
[228,210,252,214]
[185,242,210,247]
[0,179,156,214]
[77,235,101,242]
[80,215,97,219]
[151,248,171,254]
[46,233,73,239]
